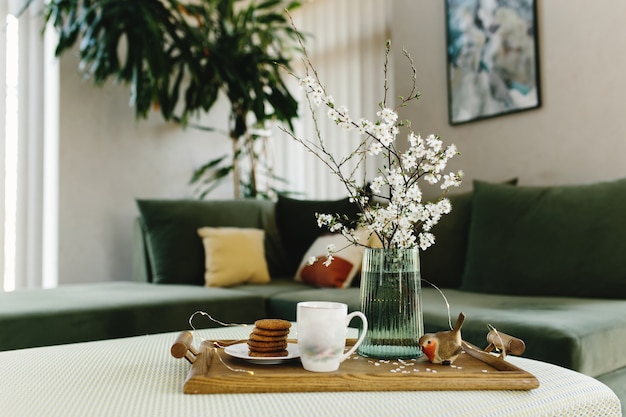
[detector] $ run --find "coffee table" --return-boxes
[0,325,621,417]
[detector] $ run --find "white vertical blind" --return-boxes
[275,0,391,200]
[42,20,59,290]
[1,0,58,291]
[18,1,45,289]
[1,1,9,289]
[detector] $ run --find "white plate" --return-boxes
[223,342,300,365]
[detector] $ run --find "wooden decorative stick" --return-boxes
[171,331,199,364]
[484,330,526,358]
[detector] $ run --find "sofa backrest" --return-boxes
[461,178,626,299]
[133,194,477,289]
[135,199,289,285]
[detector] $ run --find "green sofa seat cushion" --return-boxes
[0,282,266,351]
[420,288,626,377]
[268,287,362,321]
[231,278,315,299]
[461,179,626,298]
[136,199,287,285]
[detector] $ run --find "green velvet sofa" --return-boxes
[0,179,625,413]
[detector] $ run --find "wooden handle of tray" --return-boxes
[171,331,199,363]
[486,331,526,355]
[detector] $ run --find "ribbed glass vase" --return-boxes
[357,247,424,359]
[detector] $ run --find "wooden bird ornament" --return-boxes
[418,312,465,365]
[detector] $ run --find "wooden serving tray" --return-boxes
[176,337,539,394]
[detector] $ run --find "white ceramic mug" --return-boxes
[297,301,368,372]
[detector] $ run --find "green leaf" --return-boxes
[285,1,302,11]
[189,155,229,184]
[257,0,282,10]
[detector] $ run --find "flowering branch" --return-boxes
[281,17,462,252]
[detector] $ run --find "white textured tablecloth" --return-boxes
[0,326,621,417]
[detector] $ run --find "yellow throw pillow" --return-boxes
[197,227,271,287]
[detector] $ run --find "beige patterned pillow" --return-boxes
[295,229,370,288]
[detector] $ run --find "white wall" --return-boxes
[391,0,626,192]
[57,54,233,284]
[56,0,626,284]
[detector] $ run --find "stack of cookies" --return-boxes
[247,319,292,357]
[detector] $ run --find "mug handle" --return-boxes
[341,311,368,362]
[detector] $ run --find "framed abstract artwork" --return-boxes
[445,0,541,125]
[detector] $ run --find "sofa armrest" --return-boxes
[132,217,153,283]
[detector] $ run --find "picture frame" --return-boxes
[445,0,541,125]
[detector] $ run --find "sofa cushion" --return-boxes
[0,282,267,351]
[231,278,314,299]
[136,199,287,285]
[421,287,626,377]
[419,178,517,289]
[275,196,360,275]
[295,230,368,288]
[197,227,271,287]
[461,179,626,298]
[268,287,362,321]
[419,190,473,289]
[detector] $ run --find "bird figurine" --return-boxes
[418,312,466,365]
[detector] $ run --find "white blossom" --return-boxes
[425,134,442,152]
[424,173,440,184]
[409,132,423,148]
[369,141,383,155]
[441,172,462,189]
[371,176,385,194]
[419,232,435,251]
[329,222,343,232]
[401,151,417,170]
[387,169,404,186]
[445,144,458,159]
[405,184,422,202]
[377,108,398,124]
[438,198,452,214]
[357,118,372,134]
[316,213,334,228]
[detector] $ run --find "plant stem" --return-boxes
[232,134,240,199]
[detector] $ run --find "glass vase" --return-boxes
[357,247,423,359]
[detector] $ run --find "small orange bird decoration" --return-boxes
[418,312,466,365]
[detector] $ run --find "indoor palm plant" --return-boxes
[22,0,302,198]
